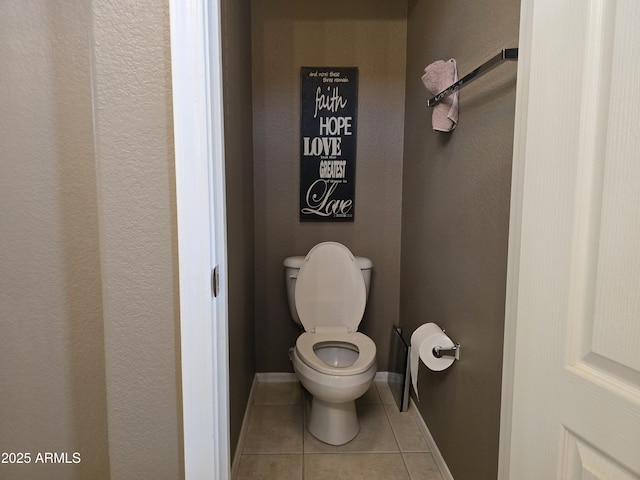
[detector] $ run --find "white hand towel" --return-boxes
[421,58,459,132]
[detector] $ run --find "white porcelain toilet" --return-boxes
[284,242,377,445]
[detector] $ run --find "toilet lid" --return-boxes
[295,242,366,332]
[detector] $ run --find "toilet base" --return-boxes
[308,397,359,446]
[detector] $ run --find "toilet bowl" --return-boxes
[285,242,377,445]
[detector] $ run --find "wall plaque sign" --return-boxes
[300,67,358,221]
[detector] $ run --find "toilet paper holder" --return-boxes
[432,344,460,361]
[432,329,461,360]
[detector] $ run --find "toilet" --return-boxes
[284,242,377,445]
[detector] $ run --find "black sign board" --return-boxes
[300,67,358,221]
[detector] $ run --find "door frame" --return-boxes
[169,0,230,478]
[168,0,557,477]
[497,0,532,476]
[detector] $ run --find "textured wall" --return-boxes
[0,1,110,478]
[221,0,256,461]
[251,0,407,372]
[400,1,520,479]
[0,1,182,479]
[91,0,182,478]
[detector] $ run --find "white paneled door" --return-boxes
[504,0,640,478]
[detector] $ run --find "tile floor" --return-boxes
[234,380,444,480]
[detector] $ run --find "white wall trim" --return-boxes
[205,2,232,476]
[409,398,454,480]
[254,371,390,383]
[255,372,299,383]
[169,0,229,478]
[374,371,389,383]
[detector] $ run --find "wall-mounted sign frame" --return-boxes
[300,67,358,221]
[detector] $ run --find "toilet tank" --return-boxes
[283,255,373,327]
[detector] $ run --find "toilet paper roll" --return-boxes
[410,323,456,400]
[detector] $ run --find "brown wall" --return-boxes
[400,1,520,479]
[251,0,408,372]
[221,0,257,461]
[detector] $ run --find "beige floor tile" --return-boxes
[375,381,396,404]
[304,403,399,453]
[304,453,410,480]
[243,404,303,454]
[356,383,382,404]
[254,381,302,405]
[235,454,302,480]
[383,402,429,452]
[233,381,446,480]
[402,453,443,480]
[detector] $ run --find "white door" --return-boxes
[502,0,640,478]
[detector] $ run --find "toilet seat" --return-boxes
[296,332,376,376]
[294,242,376,377]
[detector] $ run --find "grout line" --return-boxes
[380,391,403,454]
[379,385,414,479]
[230,374,258,480]
[301,386,306,479]
[303,451,406,455]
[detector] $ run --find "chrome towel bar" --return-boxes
[427,47,518,107]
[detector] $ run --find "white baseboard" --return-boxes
[409,397,454,480]
[374,371,389,382]
[255,371,390,383]
[254,372,298,382]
